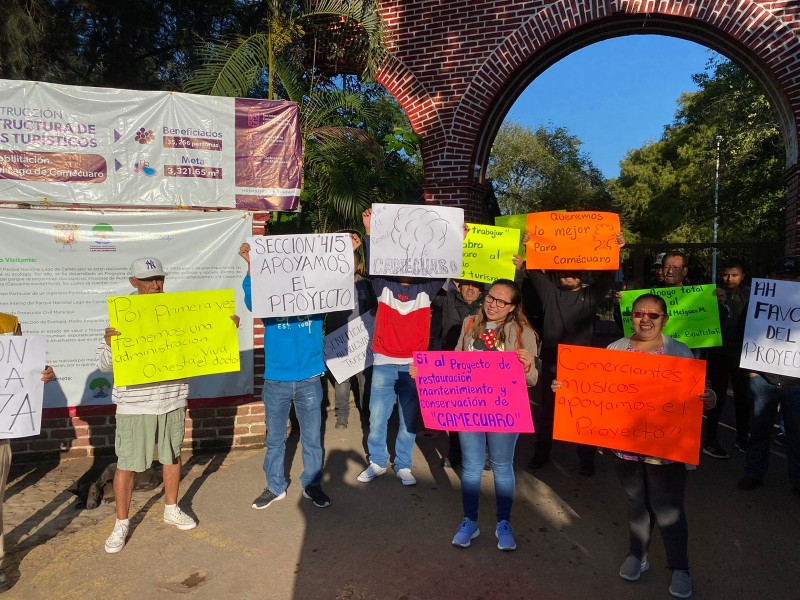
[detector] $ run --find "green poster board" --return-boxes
[619,284,722,349]
[494,214,528,257]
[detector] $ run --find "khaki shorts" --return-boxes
[115,408,186,473]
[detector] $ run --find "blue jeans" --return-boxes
[262,377,324,494]
[745,374,800,490]
[366,364,418,470]
[459,431,519,522]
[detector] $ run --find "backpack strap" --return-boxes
[466,315,475,331]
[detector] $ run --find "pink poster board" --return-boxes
[413,351,534,433]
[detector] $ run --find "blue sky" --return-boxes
[505,35,721,179]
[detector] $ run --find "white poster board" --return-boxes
[324,313,375,384]
[248,234,355,318]
[0,78,302,210]
[0,209,254,408]
[0,336,46,438]
[368,203,464,278]
[740,278,800,377]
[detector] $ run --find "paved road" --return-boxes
[2,403,797,600]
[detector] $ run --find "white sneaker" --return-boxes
[164,505,197,530]
[357,462,387,482]
[104,519,129,554]
[395,467,417,486]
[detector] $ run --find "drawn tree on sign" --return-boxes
[390,207,450,261]
[592,224,615,251]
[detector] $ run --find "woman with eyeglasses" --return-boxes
[449,279,540,551]
[554,292,715,599]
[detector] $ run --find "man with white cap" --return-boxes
[97,257,237,553]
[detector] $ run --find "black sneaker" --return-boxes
[252,488,286,509]
[702,442,730,459]
[774,433,788,447]
[303,485,331,508]
[734,439,748,453]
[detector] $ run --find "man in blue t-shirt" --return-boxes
[239,242,330,510]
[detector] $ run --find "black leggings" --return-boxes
[613,457,689,571]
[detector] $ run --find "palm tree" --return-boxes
[183,0,389,231]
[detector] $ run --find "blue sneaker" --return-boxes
[495,520,517,551]
[451,518,479,547]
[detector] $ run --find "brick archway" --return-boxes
[377,1,800,253]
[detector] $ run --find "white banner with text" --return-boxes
[0,79,302,210]
[0,208,253,408]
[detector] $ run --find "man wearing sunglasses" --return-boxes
[523,232,626,476]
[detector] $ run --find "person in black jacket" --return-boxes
[325,231,377,429]
[524,232,625,476]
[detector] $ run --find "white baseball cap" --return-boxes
[130,257,167,279]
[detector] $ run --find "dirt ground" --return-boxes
[2,400,798,600]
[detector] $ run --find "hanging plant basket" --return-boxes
[303,14,370,76]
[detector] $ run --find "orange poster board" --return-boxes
[553,344,706,465]
[525,211,621,270]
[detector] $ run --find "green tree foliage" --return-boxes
[488,122,611,216]
[301,83,422,232]
[4,1,419,233]
[610,58,785,244]
[0,0,46,78]
[1,0,261,88]
[185,1,420,233]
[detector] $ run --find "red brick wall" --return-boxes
[10,400,267,463]
[786,164,800,255]
[377,0,800,239]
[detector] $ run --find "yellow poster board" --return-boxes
[107,289,240,386]
[461,223,519,284]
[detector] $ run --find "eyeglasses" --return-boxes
[485,294,512,308]
[632,311,665,319]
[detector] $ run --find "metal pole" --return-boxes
[712,135,722,283]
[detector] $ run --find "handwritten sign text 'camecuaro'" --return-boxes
[526,211,620,270]
[553,344,706,464]
[107,289,240,386]
[413,351,534,433]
